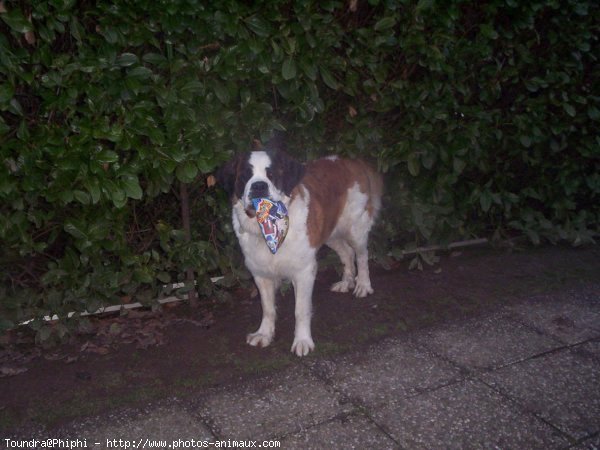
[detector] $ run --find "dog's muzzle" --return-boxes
[249,181,269,199]
[246,181,270,217]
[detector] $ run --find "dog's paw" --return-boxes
[291,337,315,357]
[353,281,374,298]
[246,332,273,348]
[330,280,353,293]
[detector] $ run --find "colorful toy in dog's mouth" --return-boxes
[251,198,289,254]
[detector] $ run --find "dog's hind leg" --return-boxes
[247,276,278,348]
[353,244,374,297]
[326,238,356,293]
[349,215,375,298]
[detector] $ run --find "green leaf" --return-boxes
[128,66,153,79]
[9,98,23,116]
[64,222,88,240]
[104,180,126,208]
[96,150,119,163]
[58,190,74,204]
[245,15,270,37]
[116,53,139,67]
[70,16,83,42]
[301,61,318,80]
[176,162,198,183]
[213,81,230,104]
[121,174,143,200]
[563,103,576,117]
[422,153,435,169]
[374,17,396,31]
[282,58,297,80]
[588,106,600,120]
[480,190,492,212]
[519,136,532,148]
[320,67,338,90]
[453,157,466,175]
[73,190,91,205]
[196,157,215,174]
[574,3,588,15]
[181,80,204,96]
[416,0,435,12]
[407,154,420,176]
[1,9,33,33]
[133,268,153,284]
[17,120,29,140]
[111,191,127,208]
[480,24,499,40]
[84,178,101,204]
[157,272,171,283]
[101,28,118,44]
[0,118,9,136]
[143,52,167,65]
[0,84,14,104]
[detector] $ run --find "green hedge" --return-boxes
[1,0,598,336]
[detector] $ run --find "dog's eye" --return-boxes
[242,166,253,181]
[266,168,273,179]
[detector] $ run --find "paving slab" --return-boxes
[573,433,600,450]
[372,379,569,449]
[197,365,351,441]
[506,291,600,344]
[55,403,214,449]
[280,412,397,449]
[414,313,561,370]
[483,346,600,440]
[580,339,600,358]
[310,337,462,407]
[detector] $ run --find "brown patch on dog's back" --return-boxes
[293,158,383,248]
[338,158,383,218]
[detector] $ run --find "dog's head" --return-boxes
[216,150,305,217]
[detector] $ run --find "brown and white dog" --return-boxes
[217,150,383,356]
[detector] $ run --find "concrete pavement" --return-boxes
[3,253,600,449]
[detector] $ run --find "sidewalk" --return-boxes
[3,246,600,449]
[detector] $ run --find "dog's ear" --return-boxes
[215,154,241,198]
[268,150,305,196]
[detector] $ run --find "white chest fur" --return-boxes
[232,190,316,280]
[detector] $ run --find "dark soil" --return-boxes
[1,244,598,433]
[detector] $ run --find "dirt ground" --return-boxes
[1,244,598,433]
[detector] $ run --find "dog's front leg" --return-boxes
[247,276,277,348]
[291,266,316,356]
